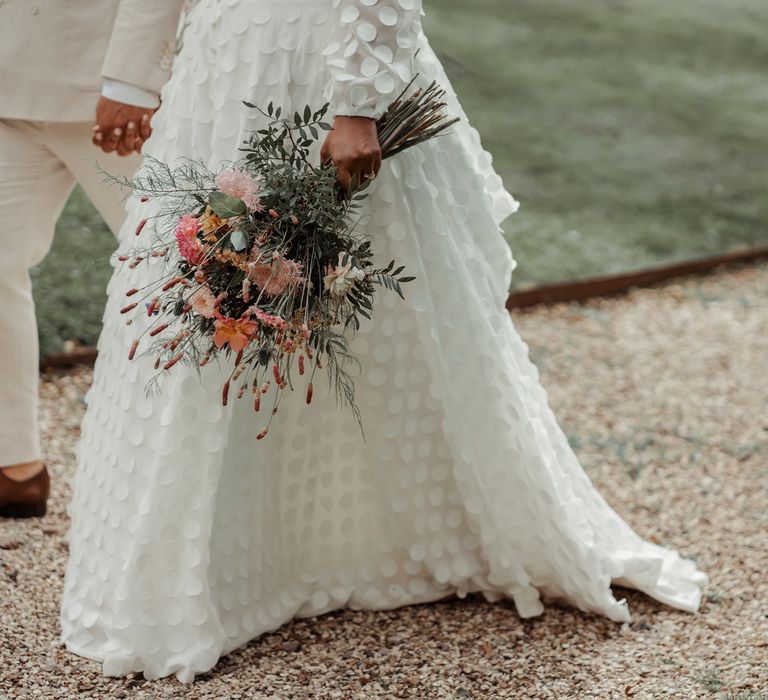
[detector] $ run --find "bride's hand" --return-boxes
[321,116,382,192]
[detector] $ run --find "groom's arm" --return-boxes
[93,0,185,155]
[101,0,185,97]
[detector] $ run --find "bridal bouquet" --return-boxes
[119,81,457,437]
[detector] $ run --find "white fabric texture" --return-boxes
[60,0,707,683]
[325,0,422,118]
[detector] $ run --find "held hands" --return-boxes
[93,97,155,156]
[320,116,382,191]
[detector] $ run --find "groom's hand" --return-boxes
[321,116,382,192]
[93,97,155,156]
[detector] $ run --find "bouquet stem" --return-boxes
[377,79,460,160]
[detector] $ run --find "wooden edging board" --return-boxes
[40,244,768,369]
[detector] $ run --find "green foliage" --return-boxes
[208,191,247,218]
[229,229,249,252]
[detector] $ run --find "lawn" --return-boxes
[34,0,768,356]
[424,0,768,284]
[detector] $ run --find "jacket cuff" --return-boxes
[101,78,160,109]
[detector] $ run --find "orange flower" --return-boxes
[189,285,216,318]
[213,316,257,353]
[200,206,227,241]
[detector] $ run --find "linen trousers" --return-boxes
[0,120,139,465]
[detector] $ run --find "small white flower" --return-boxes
[323,251,365,298]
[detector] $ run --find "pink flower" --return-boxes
[175,214,203,265]
[213,316,258,353]
[248,255,304,296]
[247,306,287,331]
[189,285,216,318]
[215,169,264,213]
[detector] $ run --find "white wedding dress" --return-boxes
[61,0,707,682]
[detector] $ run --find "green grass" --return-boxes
[34,0,768,355]
[424,0,768,285]
[33,187,116,358]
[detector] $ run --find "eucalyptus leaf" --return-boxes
[209,191,247,218]
[230,229,249,252]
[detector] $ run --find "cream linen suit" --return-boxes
[0,0,184,466]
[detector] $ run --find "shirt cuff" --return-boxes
[101,78,160,109]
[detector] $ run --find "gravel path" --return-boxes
[2,263,767,699]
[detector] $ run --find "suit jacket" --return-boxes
[0,0,185,122]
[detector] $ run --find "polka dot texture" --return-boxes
[325,0,423,118]
[60,0,706,684]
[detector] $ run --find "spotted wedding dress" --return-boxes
[61,0,707,682]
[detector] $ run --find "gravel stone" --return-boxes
[1,263,767,698]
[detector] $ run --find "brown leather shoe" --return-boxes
[0,465,50,518]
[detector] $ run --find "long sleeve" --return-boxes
[101,0,186,95]
[325,0,424,119]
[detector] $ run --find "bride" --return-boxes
[61,0,707,682]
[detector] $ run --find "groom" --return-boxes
[0,0,184,518]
